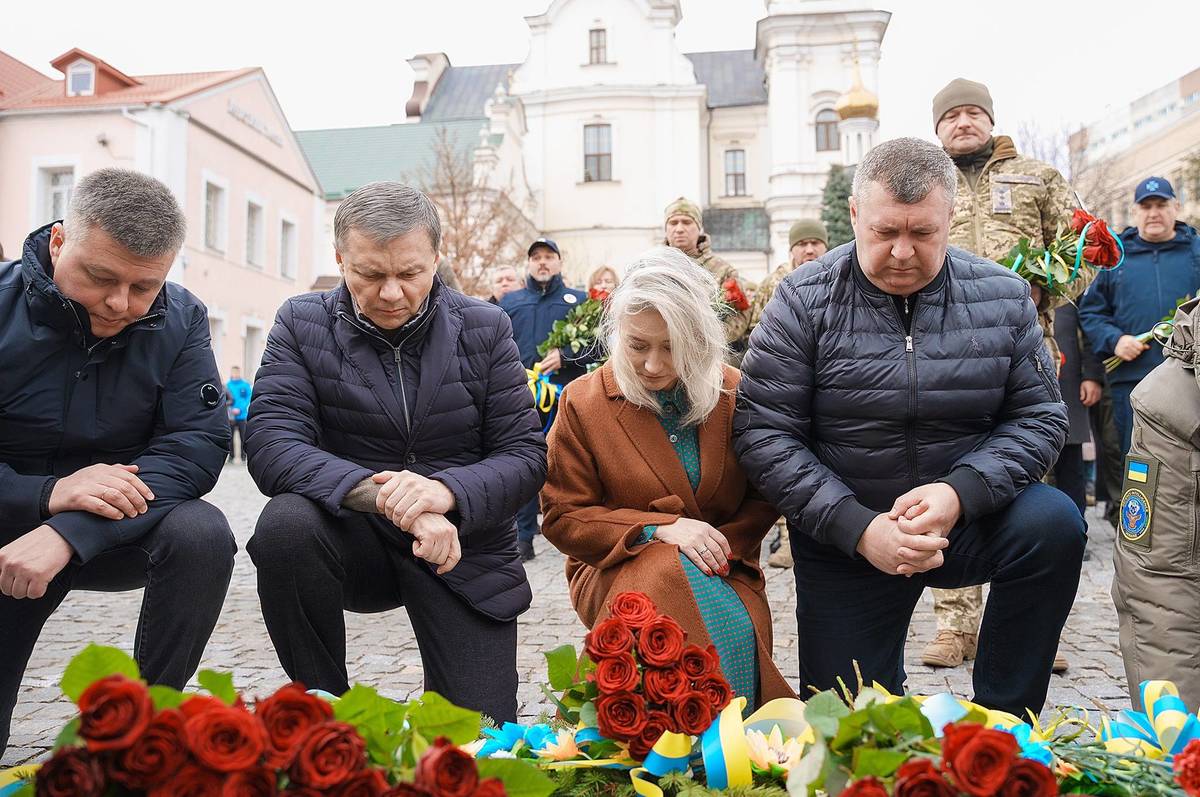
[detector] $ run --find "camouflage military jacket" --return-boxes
[749,261,794,331]
[668,235,750,346]
[947,135,1090,367]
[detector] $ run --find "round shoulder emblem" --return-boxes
[200,383,222,408]
[1120,488,1151,541]
[564,293,578,305]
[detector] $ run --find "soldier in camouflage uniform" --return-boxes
[925,78,1087,672]
[663,197,751,359]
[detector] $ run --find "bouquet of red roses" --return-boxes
[569,592,733,760]
[997,208,1123,300]
[720,278,750,314]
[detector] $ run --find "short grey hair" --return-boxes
[334,181,441,253]
[852,137,957,206]
[65,168,186,258]
[601,246,726,427]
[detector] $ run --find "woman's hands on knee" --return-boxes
[652,519,732,576]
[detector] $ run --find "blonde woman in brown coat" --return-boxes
[541,247,793,707]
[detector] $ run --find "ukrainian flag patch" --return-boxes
[1127,460,1149,483]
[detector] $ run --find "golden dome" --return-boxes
[835,63,878,121]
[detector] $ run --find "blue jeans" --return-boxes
[792,483,1085,716]
[516,498,540,543]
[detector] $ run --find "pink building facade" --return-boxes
[0,48,325,379]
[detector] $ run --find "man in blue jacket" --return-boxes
[1080,177,1200,454]
[225,366,253,463]
[0,169,235,753]
[245,182,544,724]
[500,238,589,561]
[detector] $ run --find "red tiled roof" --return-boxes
[49,47,139,87]
[0,50,257,112]
[0,51,53,99]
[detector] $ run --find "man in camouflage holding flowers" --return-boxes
[925,78,1090,672]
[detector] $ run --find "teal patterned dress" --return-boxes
[640,387,759,707]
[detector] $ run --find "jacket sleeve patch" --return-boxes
[1118,456,1158,549]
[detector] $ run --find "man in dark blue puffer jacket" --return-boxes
[245,182,545,723]
[734,138,1083,716]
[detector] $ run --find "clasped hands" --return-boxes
[856,482,961,577]
[371,471,460,575]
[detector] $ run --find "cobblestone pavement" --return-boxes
[2,465,1128,765]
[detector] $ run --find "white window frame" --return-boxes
[724,149,747,197]
[29,156,80,229]
[66,59,95,97]
[279,212,299,280]
[207,309,227,372]
[201,170,229,254]
[583,122,613,183]
[244,193,266,268]
[241,317,267,378]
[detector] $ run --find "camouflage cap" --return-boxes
[932,78,994,130]
[664,196,703,229]
[789,219,828,248]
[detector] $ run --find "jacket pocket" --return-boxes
[1030,350,1062,402]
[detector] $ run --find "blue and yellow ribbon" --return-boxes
[526,367,562,432]
[1100,680,1200,759]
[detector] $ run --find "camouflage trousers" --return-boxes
[932,587,983,634]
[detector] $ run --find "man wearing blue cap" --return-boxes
[1080,177,1200,453]
[501,238,589,561]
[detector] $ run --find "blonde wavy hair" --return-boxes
[600,246,726,427]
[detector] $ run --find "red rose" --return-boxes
[585,616,634,660]
[722,279,750,312]
[183,694,241,718]
[334,768,391,797]
[290,721,368,788]
[414,737,479,797]
[471,778,507,797]
[186,702,268,772]
[149,761,225,797]
[256,682,335,767]
[35,746,105,797]
[1082,218,1121,268]
[1175,739,1200,797]
[627,711,671,761]
[679,645,717,680]
[110,708,188,789]
[642,666,688,703]
[594,653,640,694]
[609,592,658,629]
[588,288,610,303]
[636,616,686,667]
[947,726,1020,796]
[222,767,278,796]
[839,776,889,797]
[694,674,733,713]
[595,692,648,741]
[381,785,432,797]
[895,758,957,797]
[940,722,982,772]
[998,759,1058,797]
[76,674,154,752]
[1069,209,1096,236]
[670,691,713,736]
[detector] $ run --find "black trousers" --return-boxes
[0,500,235,754]
[248,494,519,723]
[792,483,1085,716]
[1053,443,1088,516]
[228,419,247,461]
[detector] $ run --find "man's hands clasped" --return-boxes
[372,471,461,575]
[856,482,962,577]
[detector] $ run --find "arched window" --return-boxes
[815,109,840,152]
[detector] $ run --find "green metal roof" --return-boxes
[295,119,486,200]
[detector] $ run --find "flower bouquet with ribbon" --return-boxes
[997,209,1124,300]
[1103,297,1191,373]
[537,289,608,361]
[2,644,554,797]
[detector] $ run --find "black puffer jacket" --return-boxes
[245,278,545,621]
[733,243,1068,558]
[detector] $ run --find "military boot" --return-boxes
[921,630,978,668]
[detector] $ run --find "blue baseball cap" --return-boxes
[527,237,560,257]
[1134,176,1175,204]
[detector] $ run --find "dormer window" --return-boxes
[589,28,607,65]
[66,60,95,97]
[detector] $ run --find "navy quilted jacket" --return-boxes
[733,243,1068,558]
[245,278,545,620]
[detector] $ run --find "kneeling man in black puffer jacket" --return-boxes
[245,182,546,723]
[734,137,1082,716]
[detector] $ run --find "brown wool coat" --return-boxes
[541,363,794,701]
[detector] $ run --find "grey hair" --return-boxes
[65,168,186,258]
[852,137,957,206]
[601,246,726,426]
[334,181,442,253]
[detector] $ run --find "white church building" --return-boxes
[298,0,888,285]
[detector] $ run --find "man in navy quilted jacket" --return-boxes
[734,138,1084,716]
[244,182,546,723]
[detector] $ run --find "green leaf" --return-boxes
[830,710,871,751]
[477,758,556,797]
[334,684,410,766]
[579,700,598,729]
[148,685,187,710]
[803,691,850,739]
[544,644,580,691]
[866,698,932,740]
[539,683,576,724]
[60,644,140,702]
[8,784,33,797]
[52,718,81,750]
[408,691,481,745]
[197,670,237,705]
[851,748,909,778]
